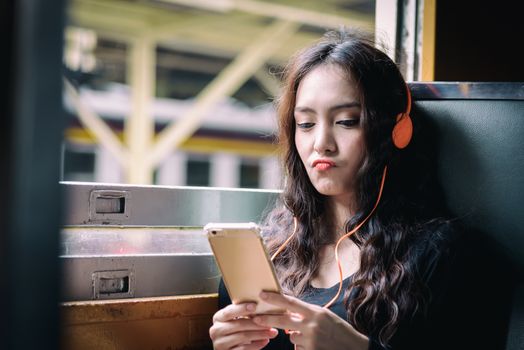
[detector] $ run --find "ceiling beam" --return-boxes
[148,20,299,168]
[161,0,373,29]
[63,78,129,166]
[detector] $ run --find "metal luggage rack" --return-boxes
[60,182,279,301]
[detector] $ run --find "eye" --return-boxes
[296,122,315,129]
[336,119,360,128]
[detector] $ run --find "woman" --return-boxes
[210,28,455,350]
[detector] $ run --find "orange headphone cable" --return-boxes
[269,166,388,308]
[270,217,298,262]
[270,167,387,347]
[323,166,388,308]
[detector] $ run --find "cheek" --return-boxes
[294,135,309,164]
[343,135,366,170]
[354,149,367,179]
[354,139,366,163]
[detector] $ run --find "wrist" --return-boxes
[344,327,369,350]
[335,319,369,350]
[351,330,369,350]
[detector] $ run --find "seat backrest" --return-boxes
[411,83,524,350]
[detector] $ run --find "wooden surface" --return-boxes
[60,294,218,350]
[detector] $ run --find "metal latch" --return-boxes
[95,196,125,214]
[92,270,135,299]
[89,190,130,223]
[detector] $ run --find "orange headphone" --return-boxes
[271,83,413,310]
[392,83,413,149]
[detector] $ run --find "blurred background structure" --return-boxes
[62,0,375,187]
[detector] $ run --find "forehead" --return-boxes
[296,64,360,106]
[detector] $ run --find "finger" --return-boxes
[252,313,303,332]
[231,339,270,350]
[217,319,275,337]
[213,303,257,322]
[214,329,277,350]
[259,292,315,317]
[288,330,303,346]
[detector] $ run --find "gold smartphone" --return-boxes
[205,222,284,315]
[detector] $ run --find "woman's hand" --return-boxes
[209,302,279,350]
[252,292,369,350]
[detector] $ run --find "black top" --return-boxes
[218,222,464,350]
[218,275,355,350]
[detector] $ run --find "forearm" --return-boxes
[330,316,370,350]
[343,331,369,350]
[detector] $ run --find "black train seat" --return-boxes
[410,82,524,350]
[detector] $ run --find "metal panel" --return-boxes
[61,255,219,301]
[62,182,280,226]
[60,182,280,301]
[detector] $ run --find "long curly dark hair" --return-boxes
[263,28,449,345]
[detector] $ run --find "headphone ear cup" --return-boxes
[392,113,413,149]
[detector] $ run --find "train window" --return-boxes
[61,143,95,182]
[239,158,260,189]
[186,154,211,186]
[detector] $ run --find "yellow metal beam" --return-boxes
[63,78,129,166]
[234,0,372,30]
[148,20,299,168]
[421,0,436,81]
[68,0,151,39]
[125,37,156,184]
[163,0,373,30]
[64,128,277,157]
[69,0,373,63]
[180,136,276,157]
[254,69,280,97]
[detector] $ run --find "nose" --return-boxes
[313,124,336,154]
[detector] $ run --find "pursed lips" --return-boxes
[312,159,336,170]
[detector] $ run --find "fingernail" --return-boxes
[246,303,256,311]
[269,328,278,337]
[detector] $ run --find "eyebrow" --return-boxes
[294,102,361,114]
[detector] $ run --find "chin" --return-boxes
[314,185,344,197]
[312,179,353,198]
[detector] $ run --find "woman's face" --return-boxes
[294,64,365,202]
